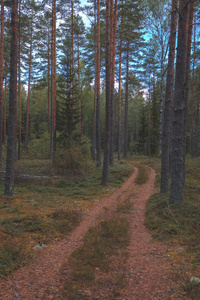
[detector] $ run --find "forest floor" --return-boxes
[0,164,186,299]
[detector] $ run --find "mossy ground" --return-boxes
[0,159,133,276]
[144,156,200,300]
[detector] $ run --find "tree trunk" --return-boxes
[170,0,190,204]
[195,67,200,157]
[3,60,7,141]
[160,0,178,193]
[183,0,194,181]
[91,6,97,161]
[158,48,164,155]
[148,72,151,159]
[52,0,56,160]
[123,45,129,158]
[102,0,111,186]
[78,38,81,134]
[24,20,33,155]
[5,0,18,196]
[190,13,196,158]
[96,0,101,167]
[118,14,123,161]
[48,28,51,134]
[71,0,75,114]
[18,0,21,160]
[0,0,4,167]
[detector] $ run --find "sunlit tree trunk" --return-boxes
[5,0,18,196]
[0,0,4,167]
[160,0,178,193]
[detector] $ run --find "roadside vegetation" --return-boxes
[144,156,200,300]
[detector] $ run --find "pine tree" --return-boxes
[5,0,18,196]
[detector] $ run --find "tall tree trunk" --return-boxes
[183,0,194,181]
[5,0,18,196]
[118,14,123,161]
[47,28,51,134]
[24,20,33,155]
[0,0,4,167]
[148,72,151,159]
[158,47,164,155]
[18,0,21,160]
[91,5,97,161]
[71,0,75,113]
[102,0,111,186]
[109,0,118,166]
[52,0,56,160]
[96,0,101,167]
[196,67,200,157]
[160,0,178,193]
[123,45,129,158]
[170,0,190,204]
[78,38,81,134]
[190,13,196,158]
[3,60,7,141]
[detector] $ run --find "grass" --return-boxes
[144,156,200,299]
[0,158,133,277]
[62,216,130,299]
[135,163,149,185]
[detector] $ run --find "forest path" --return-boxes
[0,165,183,299]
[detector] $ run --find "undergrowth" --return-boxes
[145,157,200,299]
[0,159,133,277]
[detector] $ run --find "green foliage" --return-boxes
[27,132,50,159]
[54,135,93,174]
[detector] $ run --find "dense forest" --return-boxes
[0,0,199,201]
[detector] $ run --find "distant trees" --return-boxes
[2,0,200,195]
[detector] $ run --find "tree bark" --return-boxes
[24,19,33,155]
[3,60,7,141]
[0,0,4,167]
[118,14,123,161]
[190,13,196,158]
[52,0,56,160]
[170,0,190,204]
[123,45,129,158]
[96,0,101,167]
[18,0,21,160]
[160,0,178,193]
[102,0,111,186]
[5,0,18,196]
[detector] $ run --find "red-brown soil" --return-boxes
[0,167,183,299]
